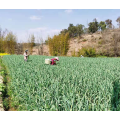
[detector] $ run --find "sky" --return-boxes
[0,9,120,42]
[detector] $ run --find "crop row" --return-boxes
[2,55,120,111]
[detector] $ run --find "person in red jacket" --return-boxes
[51,57,59,65]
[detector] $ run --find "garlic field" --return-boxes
[2,55,120,111]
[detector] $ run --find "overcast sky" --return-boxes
[0,9,120,42]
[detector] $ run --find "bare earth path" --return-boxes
[0,66,4,111]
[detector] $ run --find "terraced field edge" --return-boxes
[0,58,16,111]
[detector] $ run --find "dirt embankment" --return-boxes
[32,44,50,56]
[32,29,119,56]
[66,33,101,56]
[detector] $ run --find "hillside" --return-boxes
[32,29,120,57]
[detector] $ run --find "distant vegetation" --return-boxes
[0,28,35,55]
[1,16,120,57]
[48,33,70,56]
[47,16,120,57]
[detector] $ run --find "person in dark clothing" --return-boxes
[23,50,29,62]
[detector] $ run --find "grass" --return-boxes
[1,55,120,111]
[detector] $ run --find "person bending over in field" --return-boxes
[51,57,59,65]
[24,50,29,62]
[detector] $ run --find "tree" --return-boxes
[26,34,35,54]
[68,24,77,37]
[4,32,17,54]
[88,18,99,33]
[99,21,106,31]
[68,23,74,28]
[71,26,77,37]
[88,22,98,33]
[105,19,112,29]
[83,28,89,34]
[30,34,35,54]
[93,18,99,30]
[93,18,99,27]
[60,29,68,35]
[45,39,48,45]
[15,42,23,55]
[0,27,8,53]
[37,37,44,55]
[116,16,120,28]
[76,24,84,37]
[61,23,85,38]
[48,33,70,56]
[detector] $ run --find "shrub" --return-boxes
[98,40,104,44]
[82,39,87,42]
[77,48,85,57]
[77,47,96,57]
[3,97,9,110]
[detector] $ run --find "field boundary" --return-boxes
[0,71,4,111]
[0,58,5,111]
[0,58,11,111]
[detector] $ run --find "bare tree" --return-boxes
[22,34,35,55]
[0,28,8,53]
[4,31,17,54]
[116,16,120,28]
[29,34,35,54]
[36,36,44,55]
[105,19,112,29]
[15,40,23,55]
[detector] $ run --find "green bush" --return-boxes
[77,48,85,57]
[85,47,96,57]
[98,39,104,44]
[77,47,96,57]
[3,97,9,110]
[82,39,87,42]
[96,55,107,57]
[0,84,3,92]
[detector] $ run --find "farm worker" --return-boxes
[24,50,29,62]
[51,57,59,65]
[81,55,84,58]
